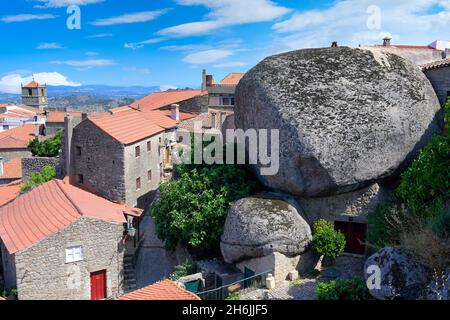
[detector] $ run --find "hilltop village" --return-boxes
[0,38,449,300]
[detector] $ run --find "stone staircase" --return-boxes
[123,253,138,293]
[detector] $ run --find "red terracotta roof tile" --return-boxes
[0,124,36,149]
[118,280,201,300]
[0,179,138,254]
[126,90,206,111]
[421,58,450,71]
[0,184,21,207]
[220,73,245,85]
[23,80,44,88]
[0,158,22,180]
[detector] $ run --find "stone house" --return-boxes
[422,59,450,105]
[0,179,142,300]
[0,124,36,162]
[64,105,195,208]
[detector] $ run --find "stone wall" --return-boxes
[13,217,124,300]
[0,149,31,163]
[159,95,209,114]
[425,66,450,105]
[45,122,64,136]
[71,120,126,203]
[21,157,63,182]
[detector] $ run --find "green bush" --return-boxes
[311,219,346,259]
[151,164,255,250]
[169,262,197,281]
[316,278,371,300]
[226,292,240,300]
[28,131,63,157]
[20,165,56,191]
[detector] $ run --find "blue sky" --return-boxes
[0,0,449,93]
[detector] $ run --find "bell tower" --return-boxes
[21,77,48,111]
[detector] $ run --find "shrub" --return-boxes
[169,262,197,281]
[151,164,255,250]
[20,165,56,191]
[311,219,346,259]
[316,278,372,300]
[226,292,240,300]
[28,131,63,157]
[396,134,449,213]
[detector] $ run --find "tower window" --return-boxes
[28,89,32,96]
[41,88,45,96]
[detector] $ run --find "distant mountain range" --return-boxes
[0,84,166,111]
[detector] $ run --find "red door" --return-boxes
[90,270,107,300]
[334,221,367,255]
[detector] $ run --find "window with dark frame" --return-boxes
[76,146,82,156]
[135,146,140,157]
[147,141,151,152]
[77,174,84,184]
[148,170,152,181]
[136,177,141,190]
[28,89,32,96]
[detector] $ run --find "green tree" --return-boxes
[311,219,346,259]
[151,164,255,251]
[28,131,63,157]
[21,165,56,191]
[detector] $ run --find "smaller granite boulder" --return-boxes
[220,194,312,264]
[364,247,432,300]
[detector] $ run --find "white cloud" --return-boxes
[270,0,450,53]
[37,42,62,49]
[183,49,234,64]
[158,0,290,37]
[33,0,104,8]
[52,59,114,68]
[124,38,166,50]
[87,33,113,38]
[160,85,178,91]
[92,10,170,26]
[85,51,99,56]
[213,61,248,68]
[161,44,211,52]
[1,14,58,23]
[0,72,81,94]
[122,67,151,75]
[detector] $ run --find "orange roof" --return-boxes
[421,58,450,71]
[126,90,206,111]
[0,179,141,254]
[0,124,36,149]
[90,108,184,145]
[0,184,21,207]
[45,111,82,123]
[118,280,201,300]
[220,73,245,85]
[23,80,44,88]
[0,158,22,180]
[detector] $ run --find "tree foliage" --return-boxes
[28,131,63,157]
[311,219,346,259]
[316,278,372,300]
[20,165,56,191]
[151,164,255,250]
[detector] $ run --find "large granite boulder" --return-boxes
[364,247,432,300]
[220,194,312,263]
[235,47,442,197]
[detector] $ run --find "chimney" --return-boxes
[34,123,40,138]
[206,75,214,87]
[170,104,180,121]
[383,36,392,47]
[201,69,207,91]
[331,41,338,48]
[0,157,3,176]
[445,48,450,59]
[81,113,88,121]
[64,115,83,178]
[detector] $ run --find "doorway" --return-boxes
[334,221,367,255]
[90,270,107,300]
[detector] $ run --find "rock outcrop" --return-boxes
[364,247,432,300]
[220,195,312,264]
[235,47,442,197]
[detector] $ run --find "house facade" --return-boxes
[0,124,36,162]
[0,179,142,300]
[422,59,450,105]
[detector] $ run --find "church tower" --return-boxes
[21,78,48,111]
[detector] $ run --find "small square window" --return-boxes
[136,177,141,190]
[76,174,84,185]
[76,146,82,156]
[148,170,152,181]
[147,141,151,152]
[65,246,83,263]
[135,146,141,157]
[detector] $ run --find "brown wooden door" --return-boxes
[334,221,367,255]
[90,270,107,300]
